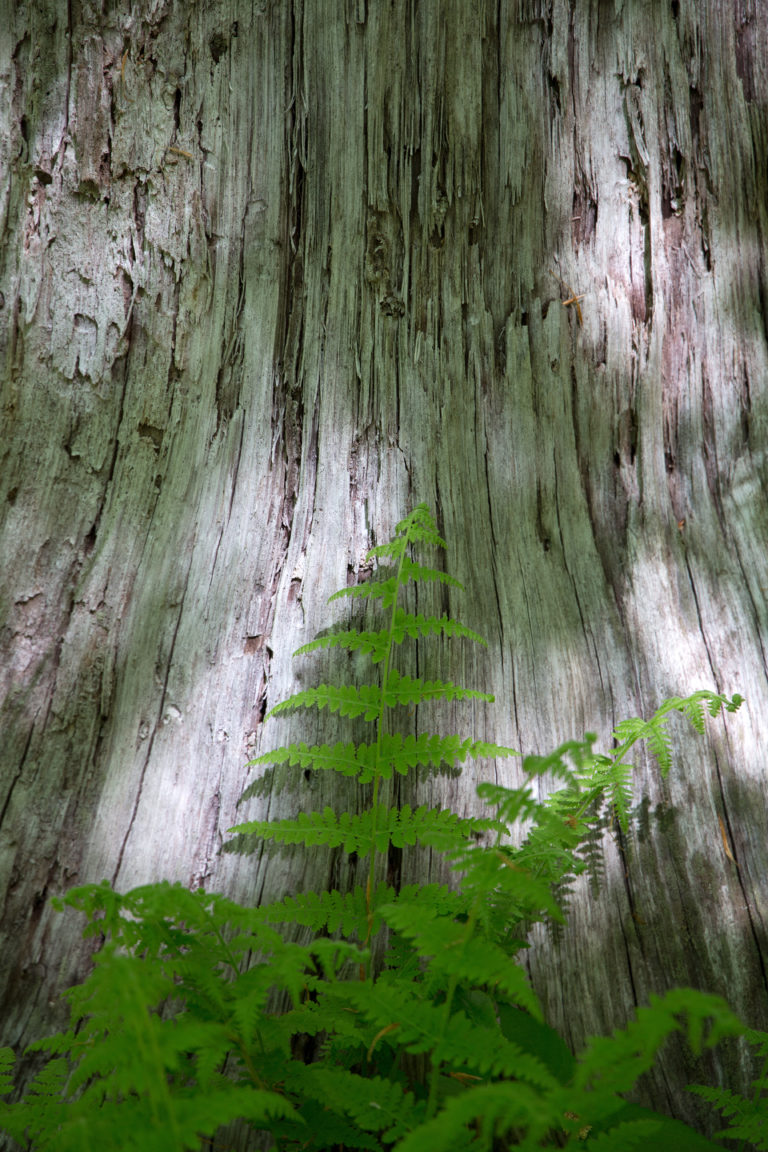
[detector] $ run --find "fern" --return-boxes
[294,610,487,663]
[266,670,494,722]
[233,803,500,856]
[238,732,515,786]
[1,504,754,1152]
[689,1028,768,1150]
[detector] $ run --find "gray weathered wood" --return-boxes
[1,0,766,1143]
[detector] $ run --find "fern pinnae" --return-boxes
[261,674,493,728]
[364,509,451,954]
[5,504,751,1151]
[265,682,384,722]
[328,557,463,608]
[293,611,486,664]
[610,690,742,780]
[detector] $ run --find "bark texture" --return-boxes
[1,0,767,1142]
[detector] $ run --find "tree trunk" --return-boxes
[1,0,766,1143]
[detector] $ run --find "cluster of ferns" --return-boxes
[1,505,764,1151]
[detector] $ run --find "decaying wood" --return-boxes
[1,0,766,1142]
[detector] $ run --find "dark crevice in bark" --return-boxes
[64,0,73,133]
[0,721,35,833]
[719,773,768,993]
[386,840,402,896]
[615,888,641,1009]
[483,444,506,663]
[727,541,768,682]
[757,275,768,358]
[226,417,246,526]
[700,372,728,537]
[214,308,245,436]
[111,561,193,887]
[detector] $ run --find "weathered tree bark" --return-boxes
[1,0,766,1144]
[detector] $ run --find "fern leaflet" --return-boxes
[230,803,500,856]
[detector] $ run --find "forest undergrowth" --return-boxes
[1,505,764,1151]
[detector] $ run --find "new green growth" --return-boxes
[1,505,762,1151]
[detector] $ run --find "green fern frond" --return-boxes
[327,573,401,608]
[712,690,744,714]
[384,669,495,707]
[230,804,498,856]
[475,780,540,828]
[243,733,517,786]
[266,683,384,721]
[294,610,487,662]
[389,609,487,647]
[270,1093,385,1151]
[26,951,301,1152]
[611,691,743,778]
[743,1026,768,1057]
[394,882,470,919]
[604,762,634,831]
[0,1047,15,1097]
[338,979,550,1085]
[450,837,570,930]
[391,503,448,550]
[389,1077,556,1152]
[365,539,408,562]
[679,695,707,733]
[688,1083,768,1150]
[353,505,447,568]
[294,625,393,662]
[574,988,744,1100]
[378,900,541,1018]
[396,556,462,588]
[0,1061,68,1148]
[265,672,494,724]
[612,716,658,749]
[256,884,380,938]
[188,1023,236,1088]
[644,721,673,774]
[578,1101,727,1151]
[688,1025,768,1150]
[8,1087,299,1152]
[295,1064,421,1141]
[13,1055,70,1102]
[581,1119,664,1150]
[244,739,382,781]
[329,557,463,608]
[563,756,634,834]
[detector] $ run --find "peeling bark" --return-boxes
[1,0,767,1142]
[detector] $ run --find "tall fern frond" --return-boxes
[4,505,747,1152]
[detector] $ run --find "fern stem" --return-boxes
[424,898,483,1121]
[363,524,411,965]
[233,1033,271,1093]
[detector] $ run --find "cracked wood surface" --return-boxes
[0,0,767,1141]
